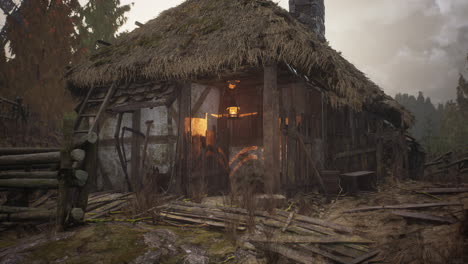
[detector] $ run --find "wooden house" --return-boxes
[66,0,414,197]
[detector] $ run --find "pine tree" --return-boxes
[456,74,468,115]
[78,0,131,55]
[5,0,81,124]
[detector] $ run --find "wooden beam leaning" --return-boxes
[263,64,281,194]
[0,171,58,179]
[0,152,60,166]
[108,101,166,113]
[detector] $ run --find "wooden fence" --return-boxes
[0,114,97,231]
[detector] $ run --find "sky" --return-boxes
[3,0,468,103]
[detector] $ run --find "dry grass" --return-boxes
[321,180,467,264]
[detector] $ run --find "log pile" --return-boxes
[157,201,380,264]
[0,115,98,229]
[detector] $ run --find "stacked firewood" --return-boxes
[157,201,380,264]
[0,115,97,230]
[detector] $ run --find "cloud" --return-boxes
[326,0,468,103]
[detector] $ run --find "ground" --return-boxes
[0,180,466,264]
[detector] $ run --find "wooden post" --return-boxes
[172,83,191,195]
[76,140,97,210]
[131,109,142,191]
[56,113,75,232]
[263,64,280,194]
[375,120,383,181]
[287,86,296,189]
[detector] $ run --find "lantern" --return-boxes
[226,106,240,118]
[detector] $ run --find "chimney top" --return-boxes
[289,0,326,41]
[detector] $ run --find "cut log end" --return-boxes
[70,208,84,222]
[71,149,86,162]
[73,170,88,187]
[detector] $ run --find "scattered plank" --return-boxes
[276,210,354,234]
[420,188,468,194]
[159,212,246,231]
[348,250,380,264]
[392,210,457,224]
[299,244,351,264]
[345,202,462,213]
[265,244,318,264]
[247,234,374,244]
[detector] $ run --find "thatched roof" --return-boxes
[67,0,413,127]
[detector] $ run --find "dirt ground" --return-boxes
[0,180,466,264]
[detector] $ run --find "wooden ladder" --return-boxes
[74,82,117,136]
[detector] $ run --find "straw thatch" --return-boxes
[67,0,413,126]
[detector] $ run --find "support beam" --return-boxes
[131,109,142,191]
[263,64,280,194]
[108,101,166,113]
[171,83,191,195]
[375,120,383,181]
[57,113,75,232]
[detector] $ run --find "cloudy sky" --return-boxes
[4,0,468,103]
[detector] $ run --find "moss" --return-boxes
[24,223,148,264]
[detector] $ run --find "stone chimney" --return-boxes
[289,0,325,40]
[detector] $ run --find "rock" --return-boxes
[131,250,161,264]
[181,244,209,264]
[183,254,209,264]
[143,229,177,247]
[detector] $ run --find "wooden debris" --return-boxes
[264,244,317,264]
[299,244,350,264]
[345,202,462,213]
[247,234,374,244]
[348,250,380,264]
[281,210,295,232]
[276,210,354,233]
[392,210,457,224]
[419,187,468,194]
